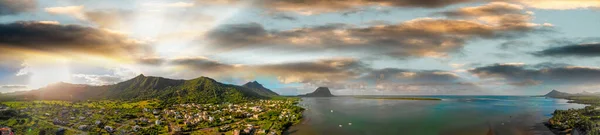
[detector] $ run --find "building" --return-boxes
[133,125,141,132]
[78,125,89,131]
[0,127,13,135]
[233,129,240,135]
[104,126,114,133]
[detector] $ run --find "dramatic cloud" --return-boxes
[143,2,195,8]
[0,85,27,89]
[514,0,600,10]
[534,43,600,57]
[355,68,481,94]
[0,85,28,93]
[45,6,134,29]
[435,2,546,31]
[251,58,368,85]
[207,0,600,13]
[545,37,600,46]
[271,13,297,21]
[205,2,550,58]
[0,56,30,92]
[206,23,272,49]
[208,20,541,58]
[498,40,533,50]
[169,57,235,72]
[136,57,165,66]
[44,5,213,33]
[72,74,123,85]
[0,0,36,16]
[161,56,480,94]
[361,68,462,84]
[436,2,525,18]
[0,21,151,61]
[252,0,479,15]
[45,5,86,19]
[0,66,29,84]
[469,63,600,87]
[84,9,135,29]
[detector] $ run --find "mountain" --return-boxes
[580,91,593,95]
[544,90,572,98]
[0,75,270,104]
[298,87,334,97]
[242,81,279,97]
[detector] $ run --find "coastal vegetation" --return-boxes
[545,90,600,134]
[547,106,600,134]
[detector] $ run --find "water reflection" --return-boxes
[287,96,585,135]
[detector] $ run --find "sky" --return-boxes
[0,0,600,95]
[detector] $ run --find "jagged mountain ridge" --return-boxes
[1,75,275,103]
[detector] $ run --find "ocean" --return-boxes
[286,96,586,135]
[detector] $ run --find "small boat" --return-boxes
[348,123,352,125]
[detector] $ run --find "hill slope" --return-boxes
[242,81,279,97]
[299,87,334,97]
[0,75,268,104]
[544,90,572,98]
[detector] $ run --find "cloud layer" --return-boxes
[0,21,152,61]
[206,2,549,58]
[534,43,600,57]
[0,0,36,16]
[470,63,600,87]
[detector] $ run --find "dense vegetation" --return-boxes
[0,75,306,135]
[0,75,273,106]
[104,75,268,106]
[545,90,600,134]
[548,106,600,134]
[0,103,77,135]
[0,99,303,135]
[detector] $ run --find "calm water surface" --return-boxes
[286,96,585,135]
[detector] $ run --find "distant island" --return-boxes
[297,87,334,97]
[354,96,442,101]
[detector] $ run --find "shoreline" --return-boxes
[542,96,595,134]
[283,97,309,135]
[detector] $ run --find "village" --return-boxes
[0,99,304,135]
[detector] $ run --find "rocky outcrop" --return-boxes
[298,87,334,97]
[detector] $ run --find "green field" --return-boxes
[0,98,303,135]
